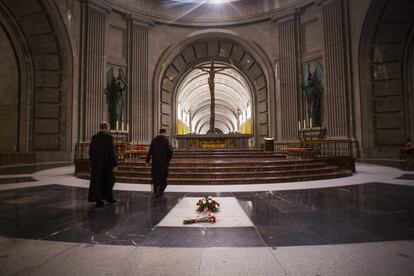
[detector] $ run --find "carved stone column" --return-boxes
[320,0,351,138]
[276,13,300,141]
[128,17,150,142]
[78,1,109,141]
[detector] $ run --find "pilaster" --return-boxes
[79,1,108,141]
[128,17,150,142]
[320,0,350,138]
[275,12,301,141]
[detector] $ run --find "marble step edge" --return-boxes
[77,167,346,180]
[117,159,320,166]
[168,153,286,157]
[76,170,353,184]
[114,166,340,177]
[117,163,329,172]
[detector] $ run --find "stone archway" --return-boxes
[0,0,73,161]
[175,62,254,135]
[154,33,274,147]
[359,0,414,157]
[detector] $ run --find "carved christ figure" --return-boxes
[194,60,232,133]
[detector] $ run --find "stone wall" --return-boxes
[347,0,372,155]
[54,0,358,147]
[4,0,414,161]
[58,0,278,144]
[358,0,414,158]
[0,0,74,162]
[0,25,19,152]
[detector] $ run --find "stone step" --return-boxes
[130,154,286,160]
[119,159,320,168]
[117,162,328,173]
[114,166,339,179]
[76,148,353,185]
[78,170,352,185]
[172,149,268,154]
[171,151,284,155]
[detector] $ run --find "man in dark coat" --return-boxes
[88,122,118,207]
[145,128,173,198]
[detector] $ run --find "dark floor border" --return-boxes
[358,159,413,171]
[0,177,37,185]
[0,162,72,175]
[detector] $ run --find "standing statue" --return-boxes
[302,63,323,127]
[106,67,128,129]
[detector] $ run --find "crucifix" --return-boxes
[193,59,233,133]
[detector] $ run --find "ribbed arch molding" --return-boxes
[159,38,270,140]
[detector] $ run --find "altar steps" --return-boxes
[140,153,286,159]
[117,162,327,173]
[114,166,339,179]
[118,164,325,174]
[101,170,351,185]
[75,150,352,184]
[118,157,316,169]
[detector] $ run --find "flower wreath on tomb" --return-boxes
[183,196,220,224]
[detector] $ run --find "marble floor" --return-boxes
[0,161,413,275]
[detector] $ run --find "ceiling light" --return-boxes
[207,0,229,3]
[168,0,232,4]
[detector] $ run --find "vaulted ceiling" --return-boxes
[176,64,252,134]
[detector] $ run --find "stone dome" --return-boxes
[105,0,300,26]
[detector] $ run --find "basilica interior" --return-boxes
[0,0,414,275]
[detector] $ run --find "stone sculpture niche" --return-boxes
[106,66,128,130]
[301,63,323,127]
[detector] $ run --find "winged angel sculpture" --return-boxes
[301,63,323,127]
[106,66,128,128]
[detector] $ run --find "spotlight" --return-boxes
[208,0,228,3]
[170,0,231,4]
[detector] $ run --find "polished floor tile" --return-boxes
[140,227,266,247]
[0,183,413,247]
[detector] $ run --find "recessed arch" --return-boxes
[0,0,73,160]
[176,63,252,134]
[359,0,414,157]
[153,31,275,146]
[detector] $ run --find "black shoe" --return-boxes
[96,200,104,207]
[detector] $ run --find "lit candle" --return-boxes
[303,119,306,129]
[298,121,301,131]
[116,121,119,130]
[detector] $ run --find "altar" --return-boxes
[173,134,254,150]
